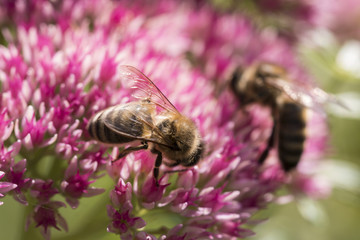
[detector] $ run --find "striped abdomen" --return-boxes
[87,103,152,144]
[278,102,306,171]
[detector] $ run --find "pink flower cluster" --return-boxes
[0,0,330,239]
[310,0,360,41]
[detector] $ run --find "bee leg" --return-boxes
[258,119,277,164]
[152,149,162,186]
[113,142,148,162]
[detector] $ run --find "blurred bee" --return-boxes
[87,66,203,185]
[231,62,344,171]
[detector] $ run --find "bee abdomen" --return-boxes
[278,102,306,171]
[87,107,138,144]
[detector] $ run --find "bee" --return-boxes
[231,62,343,171]
[87,66,203,185]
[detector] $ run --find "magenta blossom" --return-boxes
[61,156,105,208]
[0,0,332,239]
[0,171,17,205]
[26,201,68,240]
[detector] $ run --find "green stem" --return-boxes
[19,204,42,240]
[53,196,111,239]
[48,155,66,186]
[139,207,184,234]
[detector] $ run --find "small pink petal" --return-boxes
[64,156,78,179]
[40,134,58,147]
[1,121,14,142]
[66,197,79,209]
[82,187,105,197]
[215,213,240,221]
[0,182,18,193]
[57,213,69,232]
[23,133,34,150]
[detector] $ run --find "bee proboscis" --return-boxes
[87,66,203,185]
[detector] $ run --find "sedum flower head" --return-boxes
[0,0,331,239]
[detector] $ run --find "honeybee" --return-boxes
[231,62,344,171]
[87,66,203,185]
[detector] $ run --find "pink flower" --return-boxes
[290,173,331,199]
[0,0,332,239]
[110,179,132,208]
[0,170,17,205]
[30,179,59,204]
[0,109,14,142]
[6,159,32,204]
[107,203,146,237]
[141,177,171,206]
[61,157,104,208]
[26,201,68,240]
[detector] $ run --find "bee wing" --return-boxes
[119,65,180,114]
[267,77,347,111]
[308,87,349,110]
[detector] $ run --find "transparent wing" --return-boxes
[266,77,347,111]
[119,65,179,114]
[310,87,349,110]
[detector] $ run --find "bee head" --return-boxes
[230,67,243,95]
[181,140,204,167]
[231,67,256,106]
[156,115,203,166]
